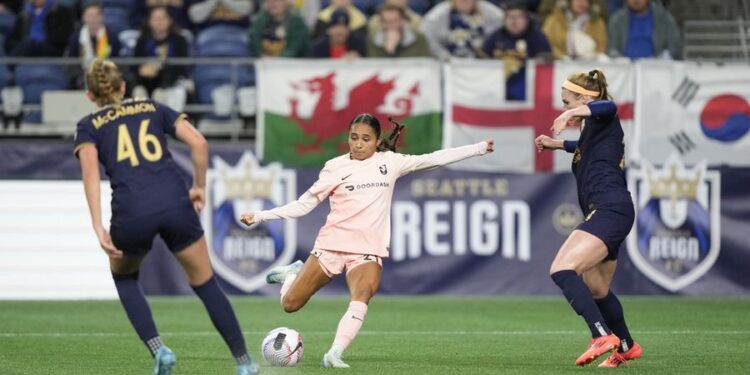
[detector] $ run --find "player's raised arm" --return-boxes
[78,144,122,258]
[396,139,494,176]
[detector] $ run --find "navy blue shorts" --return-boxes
[110,204,204,255]
[577,202,635,261]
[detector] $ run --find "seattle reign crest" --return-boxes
[202,152,297,292]
[627,154,721,292]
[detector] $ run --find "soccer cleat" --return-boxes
[575,334,620,366]
[266,260,304,284]
[320,351,350,368]
[152,346,176,375]
[236,361,260,375]
[598,342,643,368]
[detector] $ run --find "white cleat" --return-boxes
[265,260,304,284]
[320,351,350,369]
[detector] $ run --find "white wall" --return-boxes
[0,181,117,299]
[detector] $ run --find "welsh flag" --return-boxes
[256,59,443,166]
[445,60,634,172]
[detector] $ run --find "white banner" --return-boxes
[445,60,634,172]
[634,61,750,166]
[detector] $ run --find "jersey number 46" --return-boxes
[117,119,163,167]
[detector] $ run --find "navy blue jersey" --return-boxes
[563,100,632,216]
[74,98,190,218]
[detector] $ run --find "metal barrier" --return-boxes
[0,57,257,139]
[683,19,750,62]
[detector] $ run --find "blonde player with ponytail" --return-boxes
[535,69,642,368]
[75,59,259,375]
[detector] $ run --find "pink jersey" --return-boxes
[254,142,489,257]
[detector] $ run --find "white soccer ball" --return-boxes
[261,327,304,366]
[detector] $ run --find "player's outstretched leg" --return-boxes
[596,291,641,367]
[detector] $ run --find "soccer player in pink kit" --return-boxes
[240,113,493,368]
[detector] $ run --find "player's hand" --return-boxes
[535,135,556,152]
[189,186,205,213]
[239,213,256,226]
[484,139,494,153]
[551,110,578,135]
[96,227,122,258]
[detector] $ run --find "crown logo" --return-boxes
[211,153,279,206]
[645,155,704,205]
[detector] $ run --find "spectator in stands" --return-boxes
[6,0,74,56]
[313,0,367,38]
[67,2,121,62]
[367,0,422,35]
[250,0,310,57]
[542,0,607,60]
[607,0,681,59]
[134,0,190,30]
[421,0,505,59]
[294,0,320,30]
[482,1,551,100]
[133,5,189,97]
[367,3,431,58]
[605,0,625,16]
[187,0,252,32]
[0,0,21,15]
[311,7,366,58]
[538,0,607,22]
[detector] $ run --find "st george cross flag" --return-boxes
[634,61,750,166]
[444,60,634,172]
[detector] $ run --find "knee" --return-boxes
[281,296,303,313]
[588,285,610,299]
[350,288,376,303]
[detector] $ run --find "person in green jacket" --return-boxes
[250,0,310,57]
[366,3,432,58]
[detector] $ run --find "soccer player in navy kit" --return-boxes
[74,59,258,375]
[535,69,642,367]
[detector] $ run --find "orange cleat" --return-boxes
[598,342,643,368]
[575,334,620,366]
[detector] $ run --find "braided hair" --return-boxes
[349,113,406,152]
[85,58,124,107]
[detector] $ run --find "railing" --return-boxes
[0,57,257,139]
[683,19,750,62]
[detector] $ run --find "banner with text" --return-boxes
[2,143,748,298]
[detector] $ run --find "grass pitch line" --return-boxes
[1,330,749,338]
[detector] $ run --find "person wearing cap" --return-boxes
[311,7,366,58]
[366,3,431,58]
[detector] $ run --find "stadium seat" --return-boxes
[193,64,254,119]
[409,0,432,15]
[103,7,133,34]
[15,65,70,123]
[196,25,250,57]
[0,10,15,36]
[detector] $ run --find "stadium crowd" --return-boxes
[0,0,682,123]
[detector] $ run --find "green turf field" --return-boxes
[1,297,748,374]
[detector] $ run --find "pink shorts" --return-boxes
[311,248,383,277]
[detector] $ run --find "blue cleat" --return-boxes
[236,360,260,375]
[266,260,303,284]
[152,346,176,375]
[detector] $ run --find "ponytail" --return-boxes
[566,68,611,100]
[379,116,406,152]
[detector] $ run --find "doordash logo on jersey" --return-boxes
[202,152,297,293]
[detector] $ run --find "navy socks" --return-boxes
[112,272,161,356]
[551,270,611,338]
[595,291,634,352]
[192,276,249,361]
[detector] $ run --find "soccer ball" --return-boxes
[261,327,304,366]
